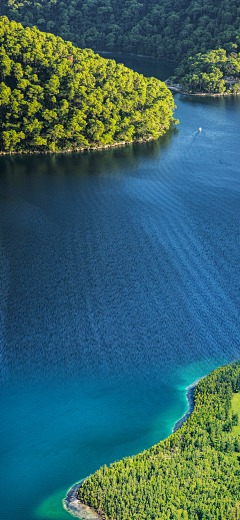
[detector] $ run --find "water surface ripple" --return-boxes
[0,61,240,520]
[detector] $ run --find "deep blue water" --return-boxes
[0,57,240,520]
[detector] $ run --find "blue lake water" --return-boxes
[0,56,240,520]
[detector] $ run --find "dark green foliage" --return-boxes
[78,362,240,520]
[233,413,239,427]
[0,0,240,62]
[0,16,177,153]
[173,48,240,93]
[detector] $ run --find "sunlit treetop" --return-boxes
[0,16,178,153]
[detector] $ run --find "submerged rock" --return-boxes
[63,481,102,519]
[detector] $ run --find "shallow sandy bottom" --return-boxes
[63,377,203,519]
[63,481,102,519]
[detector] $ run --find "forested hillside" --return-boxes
[0,0,240,62]
[0,17,177,153]
[171,48,240,93]
[78,362,240,520]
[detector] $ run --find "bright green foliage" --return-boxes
[0,16,177,153]
[174,48,240,93]
[78,362,240,520]
[0,0,240,63]
[232,393,240,436]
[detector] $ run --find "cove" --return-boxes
[0,57,240,520]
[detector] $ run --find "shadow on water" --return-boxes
[1,57,240,520]
[0,128,177,179]
[178,92,240,110]
[98,52,177,81]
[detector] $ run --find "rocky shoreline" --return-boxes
[63,480,103,519]
[0,136,158,156]
[172,377,204,433]
[166,82,240,96]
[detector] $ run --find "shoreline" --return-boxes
[0,136,158,157]
[63,480,103,519]
[96,50,178,64]
[63,376,204,519]
[166,83,240,97]
[172,377,204,433]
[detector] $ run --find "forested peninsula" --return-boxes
[0,0,240,64]
[0,17,177,153]
[78,362,240,520]
[1,0,240,101]
[168,48,240,94]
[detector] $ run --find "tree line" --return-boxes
[78,362,240,520]
[171,48,240,94]
[0,16,177,152]
[0,0,240,63]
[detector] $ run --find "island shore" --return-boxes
[0,136,157,156]
[63,480,103,519]
[166,82,240,96]
[172,377,204,433]
[63,376,204,519]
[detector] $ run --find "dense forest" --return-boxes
[169,48,240,93]
[0,17,177,152]
[1,0,240,97]
[78,362,240,520]
[0,0,240,63]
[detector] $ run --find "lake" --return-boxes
[1,56,240,520]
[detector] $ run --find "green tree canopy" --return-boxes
[173,48,240,93]
[79,362,240,520]
[1,0,240,63]
[0,16,178,153]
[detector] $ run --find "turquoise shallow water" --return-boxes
[0,58,240,520]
